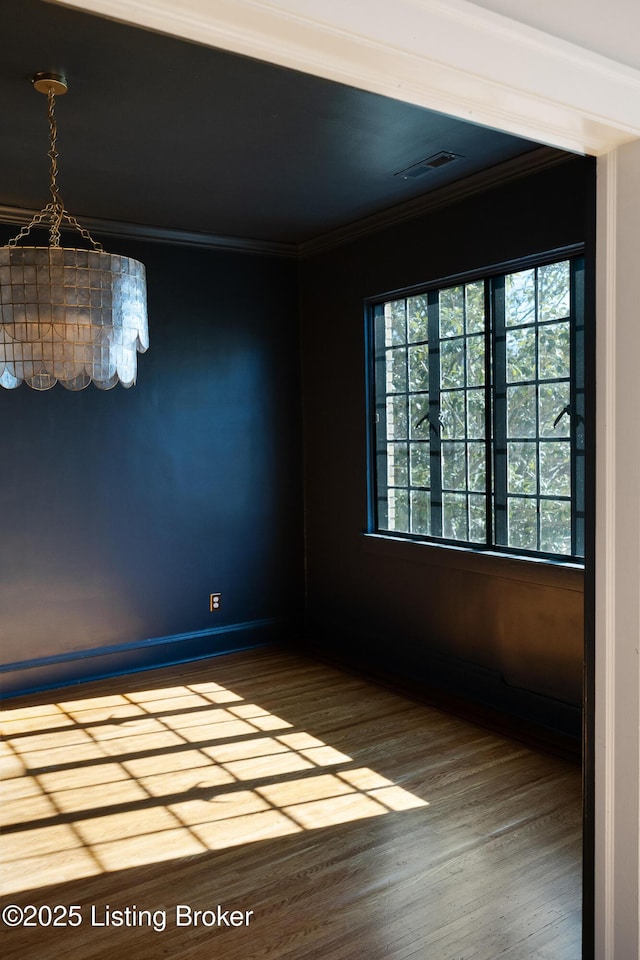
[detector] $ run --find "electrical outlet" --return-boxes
[209,592,221,612]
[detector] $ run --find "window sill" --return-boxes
[362,533,584,592]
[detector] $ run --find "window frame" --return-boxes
[365,245,585,566]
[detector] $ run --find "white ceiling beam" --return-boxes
[51,0,640,155]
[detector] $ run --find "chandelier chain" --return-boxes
[8,85,103,252]
[7,207,52,247]
[47,87,64,247]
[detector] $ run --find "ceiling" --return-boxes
[0,0,550,249]
[469,0,640,72]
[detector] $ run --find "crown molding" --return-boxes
[52,0,640,155]
[298,146,569,257]
[0,206,297,258]
[1,147,570,259]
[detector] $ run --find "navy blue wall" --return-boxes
[1,157,595,743]
[0,233,304,692]
[298,157,595,741]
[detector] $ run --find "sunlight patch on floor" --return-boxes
[0,678,428,894]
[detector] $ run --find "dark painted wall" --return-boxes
[0,233,304,669]
[298,157,595,736]
[1,157,594,738]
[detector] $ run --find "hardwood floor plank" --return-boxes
[1,647,581,959]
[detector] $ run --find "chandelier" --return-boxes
[0,73,148,391]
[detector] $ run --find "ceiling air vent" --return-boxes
[395,151,460,180]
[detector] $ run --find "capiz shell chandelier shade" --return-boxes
[0,72,148,391]
[0,247,148,390]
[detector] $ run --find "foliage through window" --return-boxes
[369,252,585,560]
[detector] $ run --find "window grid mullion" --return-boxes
[373,303,388,531]
[427,290,442,538]
[492,276,508,547]
[534,267,542,552]
[484,278,493,547]
[462,309,470,542]
[402,301,411,534]
[572,258,585,558]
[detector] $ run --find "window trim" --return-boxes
[365,244,586,567]
[361,531,585,589]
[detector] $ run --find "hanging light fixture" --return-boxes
[0,73,148,391]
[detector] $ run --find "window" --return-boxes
[369,251,585,561]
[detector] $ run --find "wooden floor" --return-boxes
[0,647,582,960]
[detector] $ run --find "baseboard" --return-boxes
[0,617,286,699]
[302,619,582,762]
